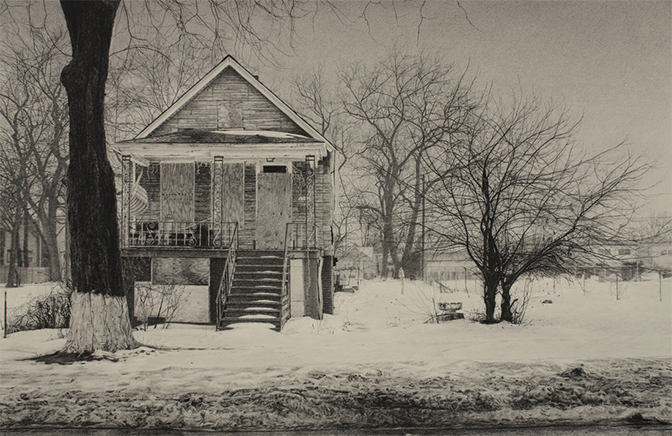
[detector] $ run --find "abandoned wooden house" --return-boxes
[113,55,335,331]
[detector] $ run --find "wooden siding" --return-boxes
[194,163,211,222]
[152,258,209,285]
[256,172,291,250]
[151,68,306,136]
[316,156,333,252]
[292,159,333,252]
[321,255,333,314]
[220,163,244,225]
[160,163,195,222]
[242,163,256,249]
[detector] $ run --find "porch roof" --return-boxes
[114,129,329,162]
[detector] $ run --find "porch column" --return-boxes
[212,156,223,246]
[306,155,317,247]
[121,155,132,247]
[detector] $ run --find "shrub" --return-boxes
[134,283,187,330]
[5,283,72,334]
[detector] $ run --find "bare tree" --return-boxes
[341,50,474,278]
[0,28,69,282]
[423,95,649,323]
[290,66,359,257]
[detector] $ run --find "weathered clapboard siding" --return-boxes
[242,163,256,249]
[160,163,195,222]
[321,255,334,314]
[151,68,306,137]
[195,162,211,222]
[220,163,244,225]
[316,156,333,253]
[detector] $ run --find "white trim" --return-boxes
[134,56,334,152]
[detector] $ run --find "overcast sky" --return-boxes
[252,1,671,216]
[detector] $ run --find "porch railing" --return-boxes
[285,222,319,250]
[126,221,237,248]
[216,222,239,331]
[280,223,292,330]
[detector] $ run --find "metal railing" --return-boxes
[279,223,292,330]
[126,221,237,248]
[216,222,239,331]
[285,222,319,250]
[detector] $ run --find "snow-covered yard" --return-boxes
[1,275,670,430]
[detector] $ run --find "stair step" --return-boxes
[218,249,286,331]
[220,316,280,325]
[235,268,283,274]
[227,295,281,302]
[224,306,280,316]
[226,294,280,307]
[235,272,283,279]
[233,280,283,289]
[237,250,283,258]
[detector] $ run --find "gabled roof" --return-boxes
[134,55,332,151]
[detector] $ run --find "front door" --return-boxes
[256,168,291,250]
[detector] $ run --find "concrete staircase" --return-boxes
[219,250,284,330]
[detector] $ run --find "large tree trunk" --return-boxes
[22,213,30,267]
[60,0,136,353]
[6,218,21,287]
[499,281,513,323]
[44,222,62,282]
[482,277,498,324]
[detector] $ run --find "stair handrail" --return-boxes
[280,222,292,330]
[216,222,239,331]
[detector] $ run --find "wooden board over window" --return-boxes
[160,163,195,223]
[153,258,209,285]
[220,163,244,225]
[256,170,291,250]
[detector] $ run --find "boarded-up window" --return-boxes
[153,258,209,285]
[217,102,243,129]
[160,163,195,223]
[217,163,244,225]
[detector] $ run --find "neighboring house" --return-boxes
[113,56,335,331]
[636,233,672,274]
[0,225,65,284]
[424,248,477,283]
[335,246,377,286]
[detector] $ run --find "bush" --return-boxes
[5,283,72,334]
[134,283,187,330]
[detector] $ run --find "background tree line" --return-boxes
[292,49,649,324]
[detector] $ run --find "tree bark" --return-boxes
[499,281,513,323]
[22,213,30,267]
[6,214,21,287]
[482,277,498,323]
[60,0,136,353]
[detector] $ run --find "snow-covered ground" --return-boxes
[0,275,670,429]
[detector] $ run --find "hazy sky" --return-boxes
[254,1,671,216]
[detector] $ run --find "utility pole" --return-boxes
[421,175,426,282]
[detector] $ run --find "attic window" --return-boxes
[263,165,287,173]
[217,103,243,129]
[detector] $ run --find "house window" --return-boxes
[262,165,287,173]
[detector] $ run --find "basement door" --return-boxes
[256,168,291,250]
